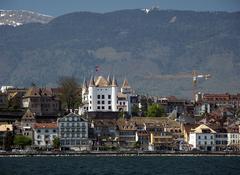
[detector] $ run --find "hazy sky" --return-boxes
[1,0,240,16]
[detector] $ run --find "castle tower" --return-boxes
[88,75,96,111]
[121,78,132,94]
[111,75,118,111]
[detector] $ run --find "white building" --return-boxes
[33,122,58,148]
[57,113,91,151]
[227,133,240,149]
[189,124,216,151]
[80,75,135,115]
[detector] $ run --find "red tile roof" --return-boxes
[34,122,57,129]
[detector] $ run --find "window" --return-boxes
[108,95,111,99]
[108,106,112,110]
[204,136,207,139]
[102,106,105,110]
[108,101,111,104]
[102,95,105,99]
[97,95,100,99]
[90,101,92,104]
[90,96,92,99]
[53,129,56,133]
[45,129,49,133]
[97,101,100,104]
[97,106,100,109]
[102,101,105,104]
[37,129,41,133]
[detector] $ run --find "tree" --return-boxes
[58,76,81,112]
[13,135,32,149]
[53,137,60,149]
[147,104,165,117]
[131,104,140,116]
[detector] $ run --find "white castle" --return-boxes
[79,75,135,115]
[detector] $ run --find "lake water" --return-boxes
[0,156,240,175]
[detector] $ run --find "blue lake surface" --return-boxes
[0,156,240,175]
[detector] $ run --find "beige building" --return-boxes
[22,87,60,116]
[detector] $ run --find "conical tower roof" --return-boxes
[107,74,112,85]
[112,75,118,87]
[89,76,95,87]
[82,77,87,89]
[122,78,131,88]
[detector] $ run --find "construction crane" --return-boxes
[192,70,211,101]
[144,70,211,100]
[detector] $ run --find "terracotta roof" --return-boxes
[24,87,41,97]
[34,122,57,129]
[117,92,127,99]
[93,119,116,127]
[24,87,53,97]
[95,76,109,87]
[117,120,137,130]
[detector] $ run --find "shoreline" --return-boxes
[1,151,240,157]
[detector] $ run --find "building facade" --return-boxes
[22,87,61,116]
[189,124,216,151]
[80,75,135,115]
[33,123,58,148]
[58,113,91,151]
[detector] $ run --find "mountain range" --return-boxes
[0,10,53,26]
[0,9,240,97]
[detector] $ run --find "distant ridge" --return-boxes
[0,9,239,97]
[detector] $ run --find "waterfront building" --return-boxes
[117,120,137,148]
[136,130,149,150]
[33,122,58,148]
[188,124,216,151]
[80,75,135,115]
[91,119,118,150]
[227,132,240,151]
[57,113,91,151]
[215,131,228,151]
[149,132,173,151]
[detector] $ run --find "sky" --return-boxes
[0,0,240,16]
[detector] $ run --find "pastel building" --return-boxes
[188,124,216,151]
[33,122,58,148]
[80,75,135,115]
